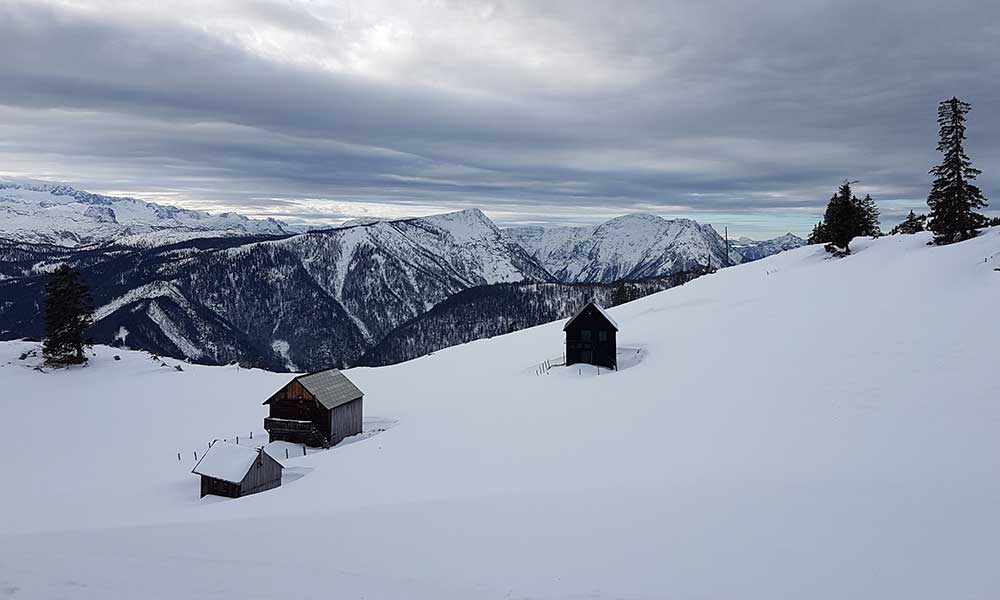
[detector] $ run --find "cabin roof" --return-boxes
[563,301,619,331]
[265,368,364,410]
[192,441,280,484]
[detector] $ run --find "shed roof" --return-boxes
[266,368,364,410]
[192,442,280,484]
[563,301,619,331]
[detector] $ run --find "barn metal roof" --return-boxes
[294,368,364,410]
[563,301,619,331]
[192,441,280,484]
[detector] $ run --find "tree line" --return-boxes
[808,96,992,254]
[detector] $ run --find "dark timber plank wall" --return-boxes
[329,397,363,446]
[240,451,283,496]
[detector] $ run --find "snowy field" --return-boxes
[1,230,999,599]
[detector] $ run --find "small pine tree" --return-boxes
[807,221,828,244]
[42,264,93,365]
[813,181,881,254]
[889,210,927,235]
[856,193,882,237]
[927,97,989,245]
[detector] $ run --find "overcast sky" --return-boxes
[1,0,998,237]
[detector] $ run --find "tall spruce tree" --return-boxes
[927,97,989,245]
[42,264,93,365]
[823,182,856,253]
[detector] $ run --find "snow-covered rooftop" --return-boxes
[191,441,278,484]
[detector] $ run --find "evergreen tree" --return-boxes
[813,181,882,254]
[823,181,858,253]
[42,264,93,365]
[807,221,828,244]
[856,193,882,237]
[926,97,989,245]
[889,210,927,235]
[610,281,627,306]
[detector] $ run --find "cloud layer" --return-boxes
[2,0,998,237]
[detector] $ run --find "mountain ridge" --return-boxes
[0,180,299,247]
[1,181,804,370]
[505,213,805,283]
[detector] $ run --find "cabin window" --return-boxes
[598,330,608,342]
[581,330,591,341]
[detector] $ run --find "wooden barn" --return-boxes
[263,368,364,448]
[564,301,618,369]
[192,442,283,498]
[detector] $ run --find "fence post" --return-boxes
[177,452,181,461]
[194,451,198,460]
[285,448,289,459]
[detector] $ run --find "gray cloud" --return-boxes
[1,0,998,237]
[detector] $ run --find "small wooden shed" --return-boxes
[263,368,364,448]
[564,301,618,369]
[192,442,283,498]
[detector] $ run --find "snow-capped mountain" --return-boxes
[506,214,804,282]
[0,181,807,369]
[0,180,297,247]
[0,208,551,370]
[505,214,734,282]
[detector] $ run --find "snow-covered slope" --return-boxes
[2,229,998,598]
[505,214,801,282]
[0,180,297,246]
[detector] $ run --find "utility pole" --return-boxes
[725,226,730,267]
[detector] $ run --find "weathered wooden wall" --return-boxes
[267,379,332,443]
[240,451,283,496]
[329,397,363,446]
[200,476,240,498]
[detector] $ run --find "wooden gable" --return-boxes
[267,379,317,405]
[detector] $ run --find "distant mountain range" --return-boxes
[505,214,802,281]
[0,180,804,369]
[0,180,297,247]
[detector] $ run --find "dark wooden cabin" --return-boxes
[192,442,283,498]
[564,301,618,369]
[263,368,364,448]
